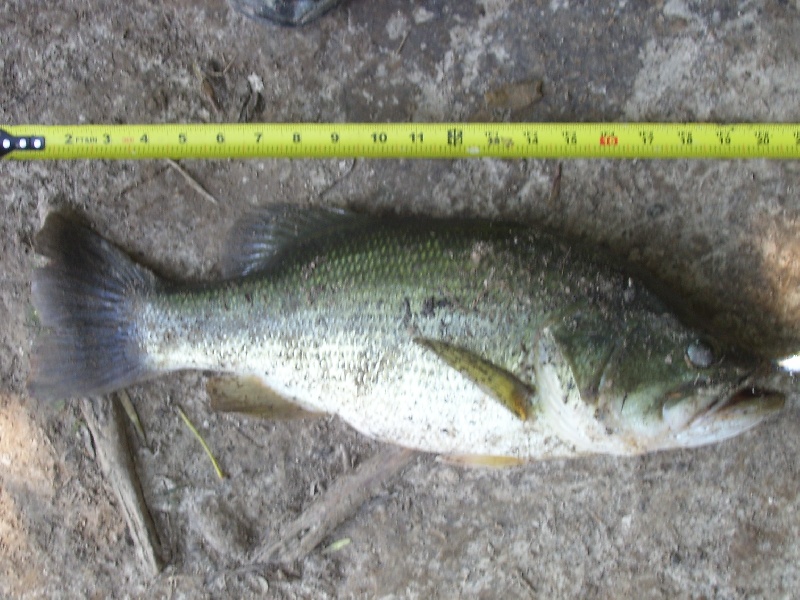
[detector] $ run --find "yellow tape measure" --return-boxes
[2,123,799,160]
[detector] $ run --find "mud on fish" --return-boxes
[29,205,786,464]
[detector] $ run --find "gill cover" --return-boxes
[539,308,784,453]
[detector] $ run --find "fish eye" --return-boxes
[685,340,716,369]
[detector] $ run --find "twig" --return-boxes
[205,54,237,77]
[114,165,170,201]
[548,162,563,205]
[80,398,163,577]
[253,445,415,564]
[319,158,358,200]
[515,568,537,596]
[396,29,411,54]
[117,389,147,445]
[164,159,219,205]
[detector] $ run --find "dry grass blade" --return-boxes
[322,538,351,554]
[177,406,226,479]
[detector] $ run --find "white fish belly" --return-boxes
[252,340,575,460]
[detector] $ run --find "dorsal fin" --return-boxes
[220,204,368,278]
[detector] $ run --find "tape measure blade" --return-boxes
[2,123,799,159]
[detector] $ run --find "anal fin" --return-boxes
[439,454,526,468]
[207,375,322,420]
[415,338,534,420]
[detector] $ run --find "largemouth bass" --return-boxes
[230,0,342,26]
[30,206,785,462]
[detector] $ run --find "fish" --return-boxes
[229,0,342,27]
[29,205,786,463]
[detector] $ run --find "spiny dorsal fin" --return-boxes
[221,204,369,278]
[207,375,323,420]
[414,338,535,421]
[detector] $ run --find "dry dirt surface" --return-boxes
[2,1,800,598]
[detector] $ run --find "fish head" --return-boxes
[540,308,785,454]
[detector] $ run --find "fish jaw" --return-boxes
[667,386,785,449]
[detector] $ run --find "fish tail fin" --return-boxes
[29,214,160,400]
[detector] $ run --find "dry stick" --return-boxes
[254,445,416,564]
[396,29,411,54]
[548,162,563,205]
[117,389,147,445]
[164,159,219,205]
[81,398,164,577]
[319,158,359,200]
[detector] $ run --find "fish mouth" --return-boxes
[670,384,785,448]
[721,386,785,411]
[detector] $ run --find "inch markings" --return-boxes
[2,123,799,160]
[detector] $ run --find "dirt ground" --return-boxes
[1,0,800,597]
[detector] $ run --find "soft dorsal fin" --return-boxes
[414,338,535,421]
[207,375,323,420]
[220,204,368,278]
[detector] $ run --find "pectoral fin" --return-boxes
[207,375,323,420]
[415,338,534,420]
